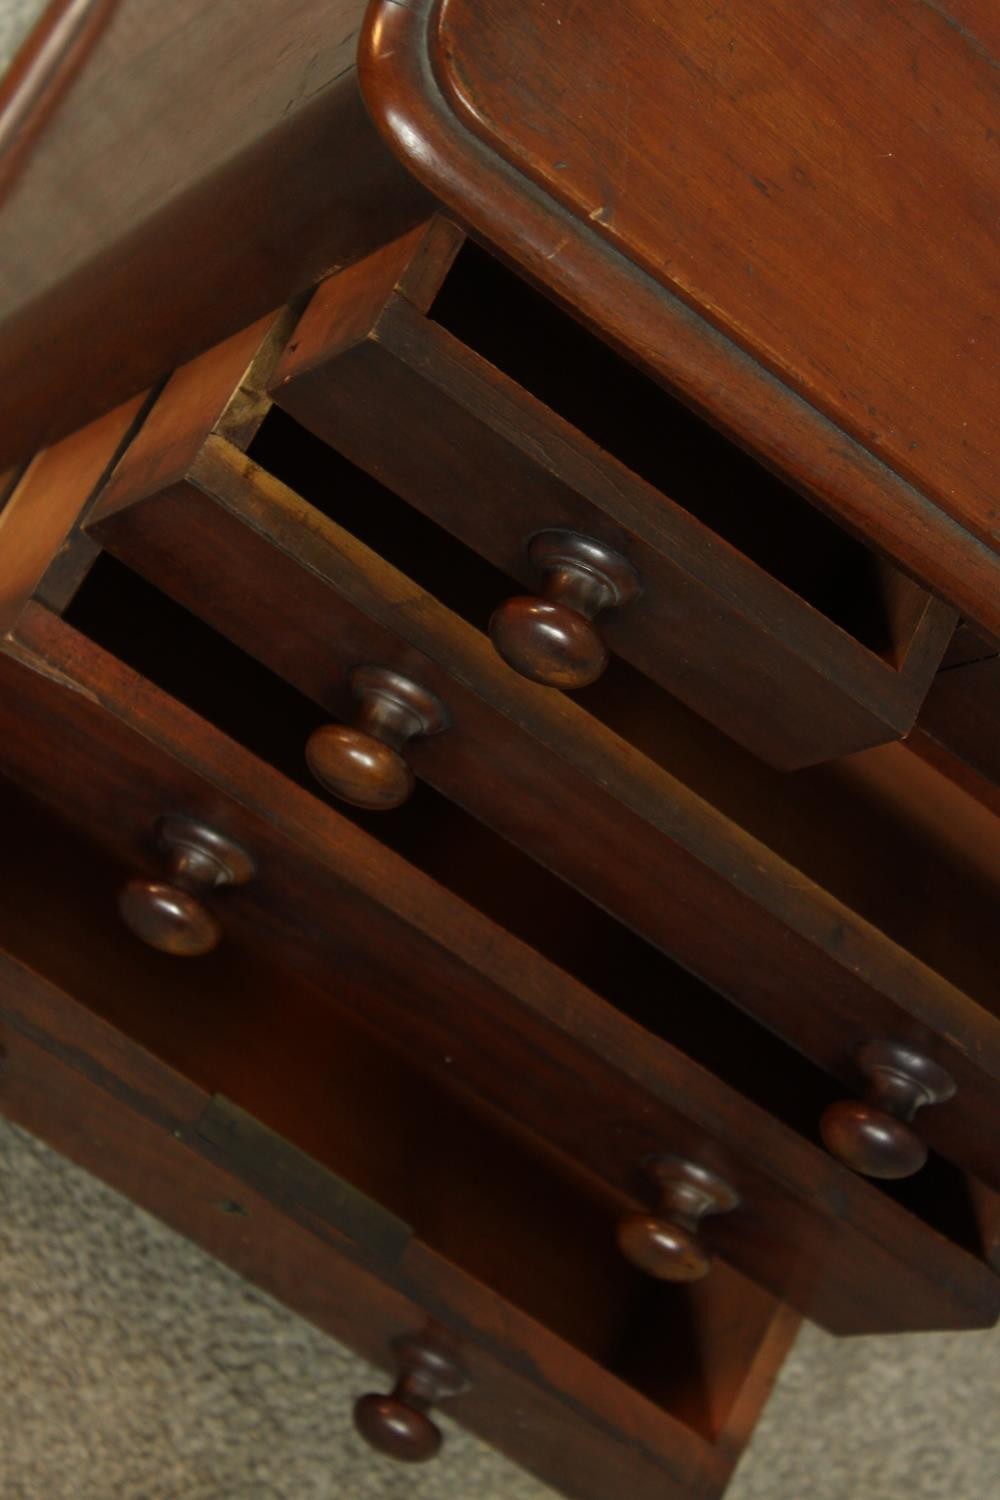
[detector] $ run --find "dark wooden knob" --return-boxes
[118,817,255,956]
[820,1040,956,1179]
[353,1336,468,1464]
[490,530,640,689]
[617,1158,739,1281]
[306,666,449,811]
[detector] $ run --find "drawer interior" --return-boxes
[241,409,997,1012]
[428,241,926,668]
[577,661,1000,1014]
[0,777,783,1443]
[247,403,511,634]
[59,555,986,1257]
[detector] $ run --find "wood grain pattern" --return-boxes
[0,945,802,1500]
[270,226,956,768]
[438,0,1000,549]
[0,607,995,1337]
[360,0,1000,636]
[0,394,146,634]
[86,426,1000,1193]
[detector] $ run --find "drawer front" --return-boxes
[84,324,1000,1199]
[266,220,955,771]
[1,947,794,1500]
[0,603,996,1338]
[358,6,1000,639]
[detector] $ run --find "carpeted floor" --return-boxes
[1,1117,997,1500]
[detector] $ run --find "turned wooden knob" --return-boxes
[617,1158,739,1281]
[820,1040,956,1179]
[118,817,255,956]
[306,666,449,811]
[490,530,640,689]
[353,1336,469,1464]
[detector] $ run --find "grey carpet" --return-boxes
[1,1118,997,1499]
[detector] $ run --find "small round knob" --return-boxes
[306,666,449,811]
[353,1336,468,1464]
[354,1395,442,1463]
[820,1040,956,1180]
[490,530,640,689]
[617,1158,739,1282]
[118,817,255,956]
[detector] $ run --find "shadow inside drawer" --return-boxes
[429,241,914,665]
[61,555,985,1259]
[0,776,783,1442]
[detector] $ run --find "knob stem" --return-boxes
[544,559,617,620]
[351,665,448,750]
[617,1157,738,1282]
[353,1336,468,1464]
[159,817,255,892]
[530,531,639,615]
[392,1336,468,1406]
[860,1041,954,1119]
[490,530,639,689]
[820,1040,956,1179]
[306,666,449,811]
[119,817,254,957]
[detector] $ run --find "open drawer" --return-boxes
[78,324,1000,1196]
[0,590,997,1339]
[0,789,799,1500]
[263,219,956,770]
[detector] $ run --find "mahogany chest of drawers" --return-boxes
[1,2,997,1496]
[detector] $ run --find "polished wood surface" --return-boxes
[354,1337,470,1463]
[820,1041,957,1181]
[360,0,1000,637]
[85,319,1000,1194]
[117,816,255,956]
[306,667,450,811]
[490,531,641,690]
[1,6,998,1496]
[617,1160,740,1284]
[270,218,957,768]
[0,608,995,1339]
[0,817,802,1499]
[437,0,1000,551]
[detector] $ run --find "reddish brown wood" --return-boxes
[617,1160,739,1284]
[354,1337,469,1463]
[3,8,998,1488]
[306,667,450,810]
[0,608,994,1337]
[0,934,800,1500]
[820,1042,957,1181]
[118,816,255,956]
[359,0,1000,637]
[0,394,146,634]
[490,531,641,690]
[85,427,1000,1194]
[270,222,957,769]
[435,0,1000,546]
